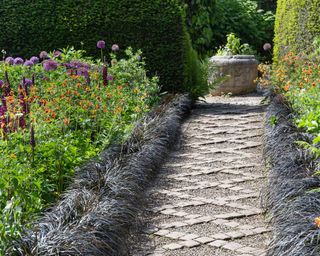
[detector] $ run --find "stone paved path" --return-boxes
[130,94,271,256]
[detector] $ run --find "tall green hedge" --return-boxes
[274,0,320,61]
[0,0,201,94]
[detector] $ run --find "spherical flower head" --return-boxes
[39,51,49,59]
[263,43,272,51]
[5,57,14,65]
[21,78,33,87]
[111,44,119,52]
[30,56,39,64]
[0,80,4,87]
[24,60,34,67]
[53,50,62,57]
[97,40,106,49]
[43,60,58,71]
[13,57,24,65]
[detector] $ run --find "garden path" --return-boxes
[131,94,271,256]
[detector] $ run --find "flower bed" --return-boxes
[263,51,320,255]
[0,43,159,253]
[9,94,192,255]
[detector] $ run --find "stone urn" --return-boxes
[208,55,258,96]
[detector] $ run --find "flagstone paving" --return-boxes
[130,94,270,256]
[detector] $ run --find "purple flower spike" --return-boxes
[30,56,39,64]
[54,50,62,57]
[5,57,14,65]
[97,40,106,49]
[39,51,49,59]
[43,60,58,71]
[111,44,119,52]
[263,43,272,51]
[24,60,34,67]
[13,57,24,65]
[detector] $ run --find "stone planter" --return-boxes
[208,55,258,96]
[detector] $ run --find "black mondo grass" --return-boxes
[7,94,192,255]
[264,98,320,256]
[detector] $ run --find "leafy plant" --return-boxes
[216,33,256,56]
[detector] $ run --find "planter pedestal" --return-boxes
[208,55,258,96]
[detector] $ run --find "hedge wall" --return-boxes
[274,0,320,61]
[0,0,199,94]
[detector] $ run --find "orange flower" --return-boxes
[118,85,122,90]
[51,112,56,119]
[6,96,15,104]
[64,118,70,125]
[311,82,316,88]
[315,217,320,228]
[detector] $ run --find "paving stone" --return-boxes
[225,230,246,239]
[154,229,170,236]
[224,221,240,228]
[194,236,214,244]
[211,233,231,240]
[222,241,244,251]
[208,240,227,248]
[165,231,186,239]
[162,243,184,250]
[178,240,200,248]
[160,209,177,215]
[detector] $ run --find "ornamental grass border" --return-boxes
[8,94,192,256]
[264,98,320,256]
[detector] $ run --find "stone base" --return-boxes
[208,55,258,96]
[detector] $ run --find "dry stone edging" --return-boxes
[131,94,271,256]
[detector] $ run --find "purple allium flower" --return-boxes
[263,43,272,51]
[111,44,119,52]
[43,60,58,71]
[39,51,49,59]
[0,80,3,87]
[107,75,113,81]
[5,57,14,65]
[97,40,106,49]
[13,57,24,65]
[53,50,62,57]
[30,56,39,64]
[24,60,34,67]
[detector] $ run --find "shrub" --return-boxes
[179,0,217,57]
[0,0,202,95]
[273,0,320,62]
[212,0,274,59]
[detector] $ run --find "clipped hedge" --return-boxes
[274,0,320,61]
[0,0,200,94]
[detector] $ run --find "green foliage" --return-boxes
[212,0,274,58]
[216,33,256,56]
[273,0,320,62]
[271,50,320,159]
[179,0,216,57]
[0,0,198,94]
[0,47,159,253]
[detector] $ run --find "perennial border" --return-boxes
[264,98,320,256]
[9,94,192,255]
